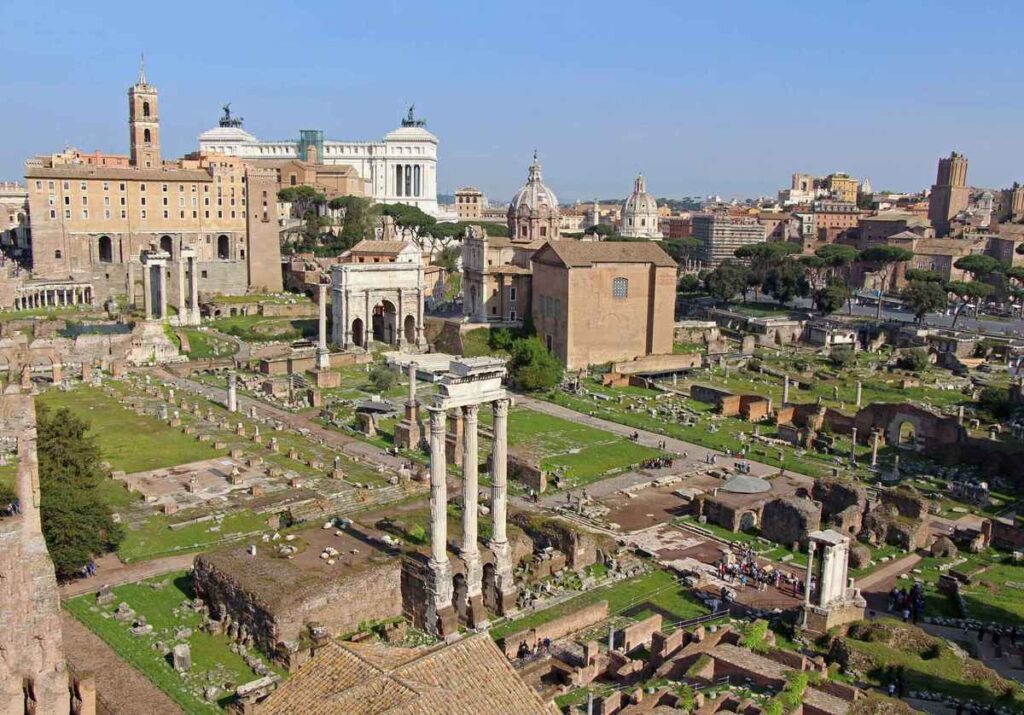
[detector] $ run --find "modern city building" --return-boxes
[692,214,766,267]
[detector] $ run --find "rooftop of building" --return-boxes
[347,240,417,255]
[24,164,213,181]
[536,240,676,268]
[256,632,551,715]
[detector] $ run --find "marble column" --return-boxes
[316,282,330,370]
[850,427,858,463]
[782,374,789,404]
[461,404,483,621]
[158,265,167,321]
[871,431,879,466]
[177,257,187,319]
[143,263,153,319]
[227,371,238,413]
[803,541,816,618]
[855,381,863,408]
[490,399,509,548]
[428,407,449,566]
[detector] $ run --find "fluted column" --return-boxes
[428,407,449,566]
[177,256,186,319]
[803,541,816,607]
[461,405,480,559]
[490,398,509,546]
[157,264,167,320]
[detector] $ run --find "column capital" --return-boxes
[463,403,479,421]
[428,406,446,431]
[493,398,510,418]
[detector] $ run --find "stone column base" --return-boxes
[802,600,865,634]
[467,592,489,629]
[423,559,458,638]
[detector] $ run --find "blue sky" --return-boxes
[2,0,1022,202]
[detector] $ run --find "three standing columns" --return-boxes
[426,397,514,635]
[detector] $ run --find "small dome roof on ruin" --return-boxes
[721,474,771,494]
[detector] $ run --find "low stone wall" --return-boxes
[621,614,662,653]
[611,352,702,375]
[501,600,609,659]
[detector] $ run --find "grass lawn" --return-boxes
[844,619,1024,707]
[36,387,223,474]
[65,571,283,713]
[117,510,272,564]
[490,568,708,641]
[180,328,238,360]
[208,315,316,343]
[480,406,665,487]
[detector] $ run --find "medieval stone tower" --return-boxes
[128,59,161,168]
[244,165,284,292]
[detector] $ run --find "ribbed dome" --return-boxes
[509,152,559,217]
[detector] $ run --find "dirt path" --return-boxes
[59,552,196,598]
[62,612,183,715]
[857,552,922,595]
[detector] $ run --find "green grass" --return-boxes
[210,293,309,305]
[490,568,708,641]
[485,406,665,487]
[180,328,238,360]
[208,315,316,343]
[65,571,283,713]
[36,387,224,474]
[844,619,1024,707]
[117,510,272,564]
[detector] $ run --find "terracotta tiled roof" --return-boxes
[258,633,554,715]
[537,240,676,268]
[349,240,415,254]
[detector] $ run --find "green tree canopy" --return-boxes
[901,280,947,324]
[762,260,810,305]
[813,282,848,314]
[379,203,437,233]
[663,237,702,263]
[434,245,461,272]
[815,244,860,267]
[510,337,563,391]
[36,405,123,580]
[703,261,749,303]
[677,274,702,294]
[904,268,944,283]
[953,254,1002,280]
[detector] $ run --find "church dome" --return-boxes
[620,173,661,238]
[509,152,559,218]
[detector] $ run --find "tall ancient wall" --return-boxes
[0,396,70,715]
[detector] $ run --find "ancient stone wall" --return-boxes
[760,497,821,547]
[812,479,867,535]
[0,396,72,714]
[621,614,662,653]
[501,600,609,659]
[193,555,402,654]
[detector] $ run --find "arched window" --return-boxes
[217,235,230,259]
[144,128,152,143]
[143,101,151,118]
[160,235,173,254]
[612,277,628,299]
[98,236,113,263]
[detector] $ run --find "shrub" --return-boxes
[368,364,397,393]
[828,347,855,368]
[510,337,563,391]
[896,348,929,372]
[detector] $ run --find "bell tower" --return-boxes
[128,57,160,168]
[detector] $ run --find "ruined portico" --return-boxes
[416,357,517,636]
[174,246,201,326]
[142,247,170,321]
[801,529,866,633]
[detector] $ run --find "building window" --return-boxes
[141,210,147,219]
[163,210,169,219]
[62,181,69,190]
[80,181,87,191]
[144,128,152,143]
[509,287,517,302]
[201,270,208,279]
[119,183,126,191]
[143,101,150,117]
[120,210,127,219]
[140,197,146,206]
[82,210,88,219]
[612,277,628,298]
[140,183,146,192]
[55,250,62,259]
[64,196,70,206]
[103,182,109,191]
[49,209,56,219]
[81,196,88,205]
[64,209,71,219]
[104,210,111,219]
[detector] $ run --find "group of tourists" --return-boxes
[887,583,925,623]
[1,497,20,517]
[717,546,805,597]
[640,456,675,470]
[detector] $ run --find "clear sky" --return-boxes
[2,0,1022,203]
